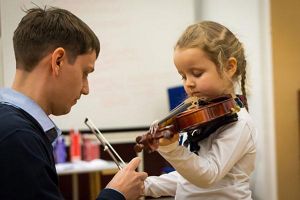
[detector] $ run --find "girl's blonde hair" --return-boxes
[175,21,248,109]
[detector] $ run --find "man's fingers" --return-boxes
[139,171,148,181]
[125,157,148,181]
[140,182,145,196]
[125,157,141,171]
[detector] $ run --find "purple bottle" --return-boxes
[54,136,67,163]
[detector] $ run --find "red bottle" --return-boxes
[70,129,81,162]
[83,135,100,161]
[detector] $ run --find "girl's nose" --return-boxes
[185,77,195,88]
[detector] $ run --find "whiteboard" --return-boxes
[1,0,195,130]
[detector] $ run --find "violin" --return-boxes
[134,95,240,153]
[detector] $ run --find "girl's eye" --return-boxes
[192,71,203,77]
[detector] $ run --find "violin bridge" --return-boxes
[231,105,241,113]
[186,96,200,109]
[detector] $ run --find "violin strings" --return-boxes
[158,97,198,125]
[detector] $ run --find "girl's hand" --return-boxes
[134,120,179,153]
[158,131,179,146]
[149,119,179,146]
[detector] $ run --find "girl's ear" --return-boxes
[225,57,238,78]
[51,47,65,76]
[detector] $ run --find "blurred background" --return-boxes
[0,0,299,200]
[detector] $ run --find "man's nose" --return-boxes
[81,82,89,95]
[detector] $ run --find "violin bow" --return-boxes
[84,117,126,169]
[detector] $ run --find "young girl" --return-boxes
[144,21,257,199]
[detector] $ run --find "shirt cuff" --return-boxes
[97,188,125,200]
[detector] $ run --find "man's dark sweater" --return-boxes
[0,104,124,200]
[0,104,63,199]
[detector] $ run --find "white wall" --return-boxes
[0,0,277,199]
[0,0,195,130]
[0,37,3,87]
[0,3,3,88]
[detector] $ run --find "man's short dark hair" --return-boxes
[13,6,100,71]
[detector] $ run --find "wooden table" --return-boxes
[56,160,119,200]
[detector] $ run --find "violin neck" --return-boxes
[158,97,198,126]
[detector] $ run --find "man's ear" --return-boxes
[225,57,237,78]
[51,47,65,76]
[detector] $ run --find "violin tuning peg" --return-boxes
[135,135,142,143]
[134,144,144,153]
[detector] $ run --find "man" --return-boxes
[0,7,147,200]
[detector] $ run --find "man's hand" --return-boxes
[106,157,148,200]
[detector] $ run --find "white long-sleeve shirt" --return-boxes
[145,108,257,200]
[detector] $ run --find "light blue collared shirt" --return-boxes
[0,88,61,143]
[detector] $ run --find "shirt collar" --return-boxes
[0,88,61,139]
